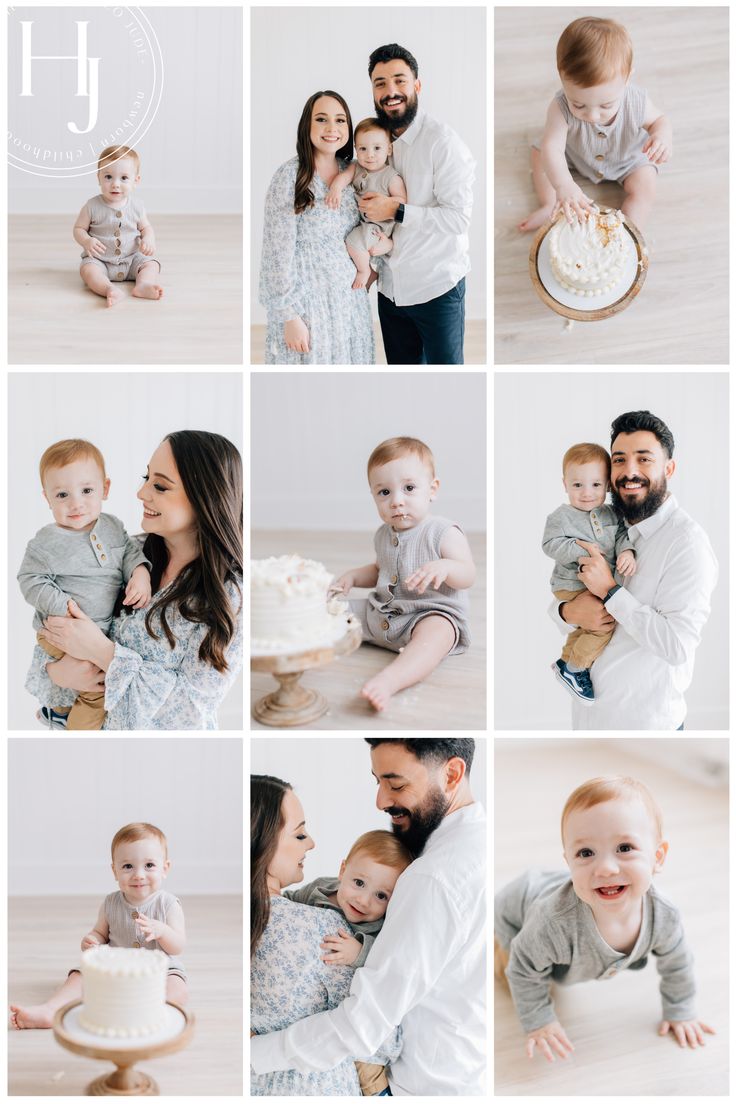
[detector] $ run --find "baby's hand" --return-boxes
[642,134,672,165]
[139,235,156,257]
[325,183,345,210]
[124,565,151,609]
[552,183,595,225]
[330,572,355,596]
[616,549,637,577]
[526,1020,575,1063]
[320,929,362,966]
[134,914,166,942]
[81,932,103,951]
[405,559,449,595]
[86,238,107,258]
[658,1019,716,1049]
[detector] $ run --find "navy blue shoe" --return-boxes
[552,660,595,705]
[36,706,69,730]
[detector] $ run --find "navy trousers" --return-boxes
[378,278,465,364]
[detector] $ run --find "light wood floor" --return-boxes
[494,7,729,363]
[8,215,243,364]
[494,740,729,1095]
[8,895,243,1096]
[251,530,486,730]
[250,320,487,365]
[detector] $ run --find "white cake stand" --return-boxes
[251,619,362,727]
[53,1000,194,1095]
[529,208,648,321]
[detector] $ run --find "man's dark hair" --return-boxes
[368,43,419,80]
[610,410,675,458]
[364,738,474,774]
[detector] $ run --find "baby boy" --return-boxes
[495,776,715,1062]
[10,821,187,1029]
[18,438,151,730]
[543,442,635,705]
[326,117,407,288]
[332,436,475,711]
[73,144,163,307]
[285,828,412,1095]
[518,16,672,232]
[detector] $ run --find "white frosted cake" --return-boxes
[79,946,168,1039]
[251,555,352,652]
[549,208,627,297]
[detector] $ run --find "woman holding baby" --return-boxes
[259,90,375,364]
[31,430,242,730]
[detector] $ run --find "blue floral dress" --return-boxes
[251,895,401,1096]
[25,577,243,730]
[259,157,375,365]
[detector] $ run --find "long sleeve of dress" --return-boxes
[259,160,304,324]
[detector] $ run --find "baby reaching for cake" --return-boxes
[9,822,187,1029]
[518,16,672,232]
[332,436,475,711]
[285,829,412,1096]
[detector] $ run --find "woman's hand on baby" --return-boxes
[320,929,362,966]
[405,559,450,595]
[135,915,166,942]
[41,600,106,662]
[552,184,595,225]
[658,1018,716,1048]
[526,1020,575,1063]
[284,317,310,355]
[616,549,637,577]
[124,566,152,609]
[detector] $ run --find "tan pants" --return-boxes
[494,935,511,993]
[37,634,106,731]
[355,1061,389,1095]
[553,588,614,669]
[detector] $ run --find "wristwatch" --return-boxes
[603,583,622,604]
[395,203,405,223]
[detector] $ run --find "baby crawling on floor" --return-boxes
[73,144,163,307]
[332,436,475,711]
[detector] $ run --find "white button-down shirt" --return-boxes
[250,802,487,1096]
[378,110,475,306]
[550,495,718,729]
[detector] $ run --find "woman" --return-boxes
[259,90,375,365]
[250,776,400,1096]
[31,430,242,730]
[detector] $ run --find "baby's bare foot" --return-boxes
[360,670,400,712]
[106,286,124,308]
[9,1003,54,1029]
[132,283,164,300]
[518,205,555,232]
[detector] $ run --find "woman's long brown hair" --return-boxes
[294,90,353,214]
[137,430,243,672]
[251,775,291,958]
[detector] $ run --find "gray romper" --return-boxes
[532,84,657,185]
[350,515,471,654]
[70,889,186,980]
[346,163,401,252]
[80,194,161,282]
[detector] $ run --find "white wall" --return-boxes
[251,372,486,530]
[250,6,487,322]
[8,7,242,213]
[251,736,487,879]
[8,738,243,895]
[494,373,729,730]
[8,372,243,731]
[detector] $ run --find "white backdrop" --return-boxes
[9,7,242,213]
[250,6,487,322]
[8,372,243,731]
[494,373,729,730]
[251,736,487,879]
[251,372,486,530]
[8,738,243,894]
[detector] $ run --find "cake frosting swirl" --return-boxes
[251,555,352,652]
[549,208,627,297]
[79,945,168,1039]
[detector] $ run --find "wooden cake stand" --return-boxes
[252,619,362,727]
[53,1000,194,1096]
[529,208,648,321]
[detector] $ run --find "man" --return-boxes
[360,44,475,365]
[250,738,486,1095]
[550,410,718,730]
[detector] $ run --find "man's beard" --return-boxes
[610,474,669,524]
[374,92,419,134]
[385,784,450,857]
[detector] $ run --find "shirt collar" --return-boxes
[394,108,425,146]
[421,801,485,853]
[627,493,678,541]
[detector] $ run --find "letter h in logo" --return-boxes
[19,20,100,134]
